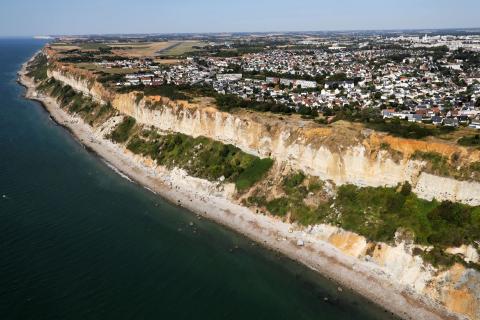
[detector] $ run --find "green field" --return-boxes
[77,63,140,75]
[125,131,273,189]
[157,41,207,56]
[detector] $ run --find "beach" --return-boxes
[18,58,461,320]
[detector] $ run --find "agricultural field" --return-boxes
[76,62,141,74]
[156,41,207,56]
[110,42,172,57]
[51,41,174,57]
[49,43,82,52]
[50,39,207,60]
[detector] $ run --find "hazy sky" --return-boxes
[1,0,479,37]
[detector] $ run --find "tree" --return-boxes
[400,182,412,196]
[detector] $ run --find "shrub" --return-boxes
[411,151,450,176]
[367,118,436,139]
[400,181,412,196]
[247,195,267,207]
[235,158,274,191]
[124,131,273,189]
[458,134,480,147]
[109,117,136,143]
[421,247,457,269]
[283,171,306,189]
[27,54,48,81]
[126,135,159,158]
[331,183,480,247]
[266,198,290,216]
[307,178,324,192]
[470,162,480,172]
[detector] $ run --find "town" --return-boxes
[53,31,480,132]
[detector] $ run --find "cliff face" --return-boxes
[309,224,480,320]
[45,67,480,319]
[49,68,480,206]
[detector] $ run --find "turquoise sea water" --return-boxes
[0,38,398,320]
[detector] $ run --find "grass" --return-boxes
[235,158,274,191]
[266,198,290,216]
[113,42,172,57]
[157,41,206,56]
[117,84,189,100]
[320,184,480,248]
[39,77,116,126]
[248,171,326,225]
[77,63,140,75]
[143,85,189,100]
[249,168,480,257]
[78,43,111,51]
[410,151,480,182]
[458,134,480,147]
[366,119,437,139]
[26,53,48,81]
[283,171,306,189]
[109,117,136,143]
[126,132,273,189]
[36,76,273,190]
[411,151,450,177]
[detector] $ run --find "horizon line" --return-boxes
[3,26,480,39]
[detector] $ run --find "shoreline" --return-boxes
[18,59,461,320]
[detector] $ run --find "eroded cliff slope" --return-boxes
[49,67,480,206]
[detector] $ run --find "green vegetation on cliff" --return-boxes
[30,62,480,270]
[38,78,116,126]
[26,53,48,81]
[236,158,275,191]
[117,84,190,101]
[247,171,326,226]
[327,184,480,247]
[247,170,480,268]
[125,131,273,190]
[32,73,274,190]
[248,170,480,253]
[411,151,480,182]
[458,134,480,147]
[109,117,136,143]
[367,119,437,139]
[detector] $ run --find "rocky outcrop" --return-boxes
[310,224,480,320]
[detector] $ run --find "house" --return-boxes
[459,107,480,118]
[340,81,355,90]
[408,114,423,123]
[457,115,470,125]
[391,111,412,120]
[152,78,164,86]
[470,119,480,130]
[217,73,242,82]
[444,117,459,127]
[432,116,444,126]
[266,77,280,84]
[294,80,317,89]
[382,109,395,119]
[280,78,295,86]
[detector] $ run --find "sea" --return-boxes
[0,38,398,320]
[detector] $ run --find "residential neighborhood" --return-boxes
[61,31,480,129]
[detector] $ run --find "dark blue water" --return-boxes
[0,38,398,320]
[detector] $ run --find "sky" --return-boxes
[1,0,479,37]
